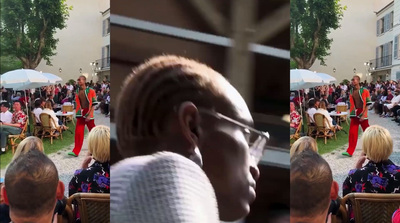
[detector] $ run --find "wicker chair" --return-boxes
[305,113,316,137]
[339,193,400,223]
[31,112,42,137]
[336,104,349,125]
[62,104,75,125]
[7,121,28,154]
[40,113,63,144]
[290,118,302,140]
[66,193,110,223]
[313,113,336,144]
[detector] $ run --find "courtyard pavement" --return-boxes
[322,110,400,197]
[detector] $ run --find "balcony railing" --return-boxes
[370,54,392,69]
[96,57,110,70]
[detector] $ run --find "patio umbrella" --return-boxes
[290,69,324,134]
[1,69,51,134]
[1,69,50,90]
[42,72,63,84]
[290,69,325,91]
[315,72,337,84]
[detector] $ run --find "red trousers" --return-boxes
[72,108,95,155]
[346,108,369,155]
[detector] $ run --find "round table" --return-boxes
[330,111,348,126]
[55,111,74,125]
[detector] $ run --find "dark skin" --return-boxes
[132,84,259,221]
[77,77,93,122]
[351,76,367,121]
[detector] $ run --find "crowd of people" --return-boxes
[290,125,400,223]
[0,77,111,155]
[0,125,110,223]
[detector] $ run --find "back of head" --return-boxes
[34,99,42,108]
[44,100,52,109]
[362,125,393,163]
[5,149,59,218]
[116,55,232,157]
[319,100,327,110]
[88,125,110,163]
[12,136,44,162]
[308,99,315,109]
[290,136,318,158]
[290,150,332,219]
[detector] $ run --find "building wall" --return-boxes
[310,0,376,83]
[36,0,110,84]
[391,0,400,80]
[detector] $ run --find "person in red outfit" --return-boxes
[68,76,98,157]
[342,76,370,157]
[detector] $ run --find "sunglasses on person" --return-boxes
[198,108,270,164]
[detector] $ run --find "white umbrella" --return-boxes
[1,69,50,90]
[315,72,336,84]
[290,69,325,90]
[42,72,63,84]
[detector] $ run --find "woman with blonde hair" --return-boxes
[343,125,400,197]
[12,136,44,161]
[68,125,110,196]
[316,100,343,131]
[41,100,68,131]
[290,136,318,158]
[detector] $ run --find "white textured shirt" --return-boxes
[0,110,12,124]
[111,151,219,223]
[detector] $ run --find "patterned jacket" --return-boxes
[349,87,371,119]
[75,87,98,119]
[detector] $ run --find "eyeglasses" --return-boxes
[198,108,270,164]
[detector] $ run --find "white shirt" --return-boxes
[0,110,12,124]
[41,108,60,128]
[316,108,333,127]
[33,108,43,123]
[307,108,317,123]
[67,85,74,91]
[385,95,400,109]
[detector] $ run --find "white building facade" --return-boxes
[36,0,110,84]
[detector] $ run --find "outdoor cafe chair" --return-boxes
[313,113,336,144]
[7,121,28,154]
[39,113,63,145]
[338,193,400,223]
[31,112,43,137]
[65,193,110,223]
[305,113,316,137]
[336,104,349,125]
[62,104,75,125]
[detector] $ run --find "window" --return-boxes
[377,11,394,35]
[395,35,400,60]
[102,18,110,36]
[101,45,110,68]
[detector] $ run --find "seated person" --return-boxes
[1,149,64,223]
[290,102,301,134]
[69,125,110,196]
[291,150,334,223]
[306,99,317,124]
[41,101,67,131]
[10,92,21,101]
[0,102,12,124]
[316,101,343,131]
[343,125,399,196]
[32,99,44,124]
[0,101,27,153]
[69,125,110,223]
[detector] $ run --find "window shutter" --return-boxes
[101,46,105,68]
[103,20,106,36]
[394,37,398,59]
[377,20,380,35]
[391,12,394,29]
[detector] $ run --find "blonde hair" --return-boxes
[290,136,318,158]
[44,100,52,109]
[362,125,393,163]
[88,125,110,163]
[12,136,44,161]
[319,100,327,110]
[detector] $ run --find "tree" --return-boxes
[290,0,346,69]
[0,0,72,69]
[0,56,23,74]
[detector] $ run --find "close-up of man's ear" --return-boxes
[178,101,200,146]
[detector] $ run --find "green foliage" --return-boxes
[290,0,346,69]
[342,79,350,85]
[0,55,23,74]
[0,0,72,69]
[68,79,75,85]
[290,59,298,69]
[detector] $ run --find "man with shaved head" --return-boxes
[342,75,371,157]
[1,149,64,223]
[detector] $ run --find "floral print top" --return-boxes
[290,110,301,129]
[68,161,110,196]
[11,110,27,129]
[343,159,400,196]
